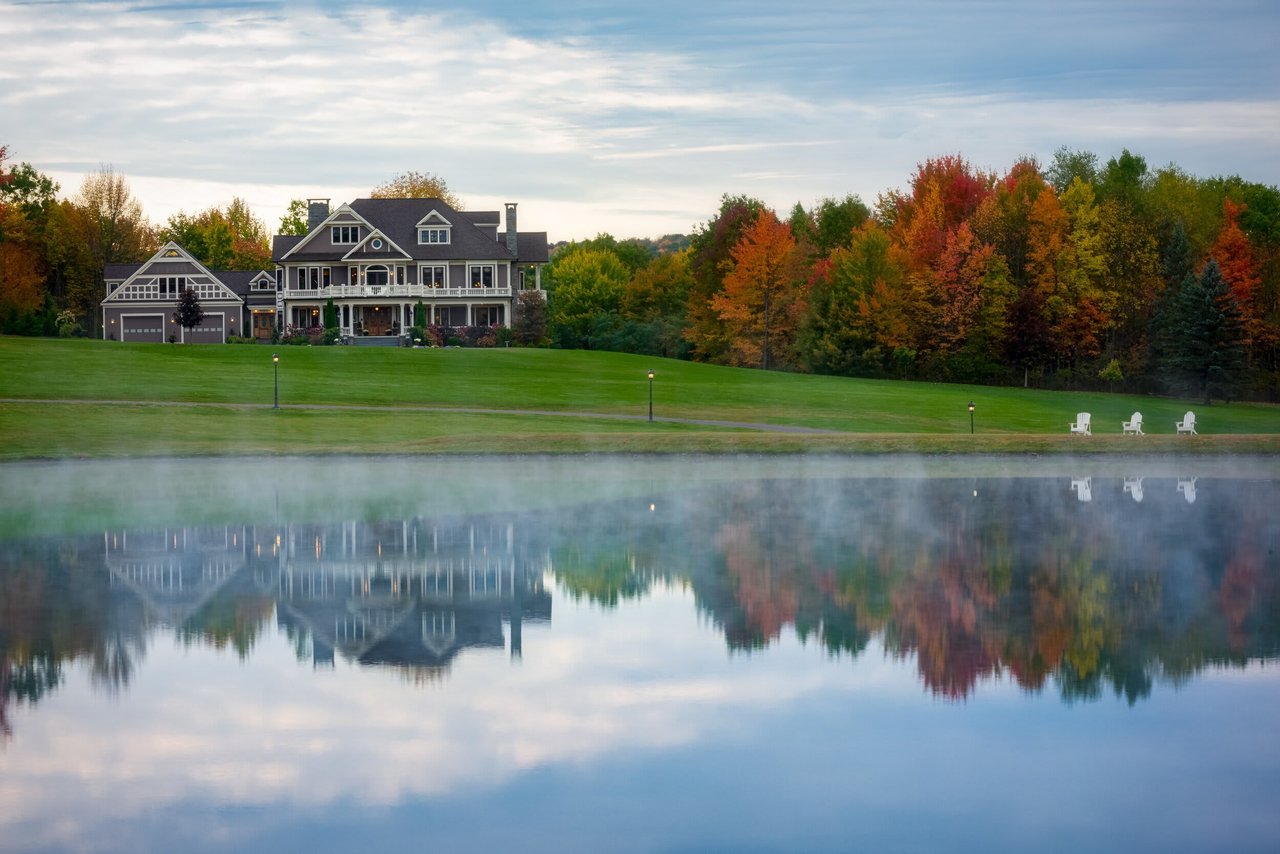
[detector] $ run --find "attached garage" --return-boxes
[186,312,226,344]
[121,313,166,343]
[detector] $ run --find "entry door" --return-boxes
[253,313,274,339]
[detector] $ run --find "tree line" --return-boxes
[3,145,1277,400]
[542,150,1280,402]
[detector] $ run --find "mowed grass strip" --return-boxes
[1,337,1277,459]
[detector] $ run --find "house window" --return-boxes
[418,228,450,244]
[366,265,389,288]
[473,306,502,326]
[322,267,331,288]
[331,225,359,244]
[156,276,187,296]
[420,265,446,288]
[396,266,406,285]
[370,238,384,251]
[469,265,494,288]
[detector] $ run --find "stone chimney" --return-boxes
[505,203,518,255]
[307,198,330,233]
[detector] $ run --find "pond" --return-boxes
[1,455,1278,853]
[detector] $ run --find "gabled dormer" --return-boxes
[415,210,452,245]
[342,228,412,261]
[249,271,277,293]
[279,203,375,260]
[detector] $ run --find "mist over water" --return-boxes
[2,455,1278,853]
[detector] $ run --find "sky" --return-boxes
[1,0,1278,240]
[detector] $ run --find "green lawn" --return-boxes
[1,336,1277,458]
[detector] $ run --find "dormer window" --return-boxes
[418,227,450,244]
[332,225,360,244]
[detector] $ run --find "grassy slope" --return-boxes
[0,336,1276,458]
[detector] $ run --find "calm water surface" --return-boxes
[1,456,1278,853]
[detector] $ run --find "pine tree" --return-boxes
[1167,259,1246,403]
[1149,220,1193,380]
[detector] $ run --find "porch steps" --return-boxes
[348,335,402,347]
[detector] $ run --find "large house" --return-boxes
[274,198,548,337]
[101,197,548,342]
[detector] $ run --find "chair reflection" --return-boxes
[1123,477,1144,502]
[1071,477,1092,502]
[1178,477,1198,504]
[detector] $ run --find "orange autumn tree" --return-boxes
[1211,198,1263,345]
[710,209,804,369]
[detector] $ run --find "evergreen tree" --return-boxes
[172,287,205,341]
[1149,220,1194,379]
[1167,259,1246,403]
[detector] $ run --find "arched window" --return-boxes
[366,265,389,287]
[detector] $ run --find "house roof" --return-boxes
[517,232,550,265]
[272,198,548,265]
[272,234,304,258]
[105,263,141,281]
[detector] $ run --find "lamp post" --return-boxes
[968,401,975,434]
[273,353,279,409]
[647,369,655,422]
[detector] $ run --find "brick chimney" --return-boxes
[505,203,518,255]
[307,198,330,233]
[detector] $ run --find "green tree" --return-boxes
[1046,147,1098,194]
[548,248,629,348]
[278,199,309,236]
[1167,260,1247,403]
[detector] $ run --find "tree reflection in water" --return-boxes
[1,474,1278,729]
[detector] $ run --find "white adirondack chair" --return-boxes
[1071,477,1092,502]
[1069,412,1091,435]
[1122,412,1143,435]
[1178,477,1198,504]
[1176,411,1197,435]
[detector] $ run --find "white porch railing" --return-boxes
[283,285,513,299]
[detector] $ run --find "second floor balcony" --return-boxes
[282,283,515,300]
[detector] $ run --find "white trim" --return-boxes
[280,204,375,261]
[342,228,412,261]
[419,264,447,288]
[103,243,243,305]
[416,209,453,245]
[467,263,497,289]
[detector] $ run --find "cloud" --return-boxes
[1,0,1276,239]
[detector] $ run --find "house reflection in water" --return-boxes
[103,517,552,675]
